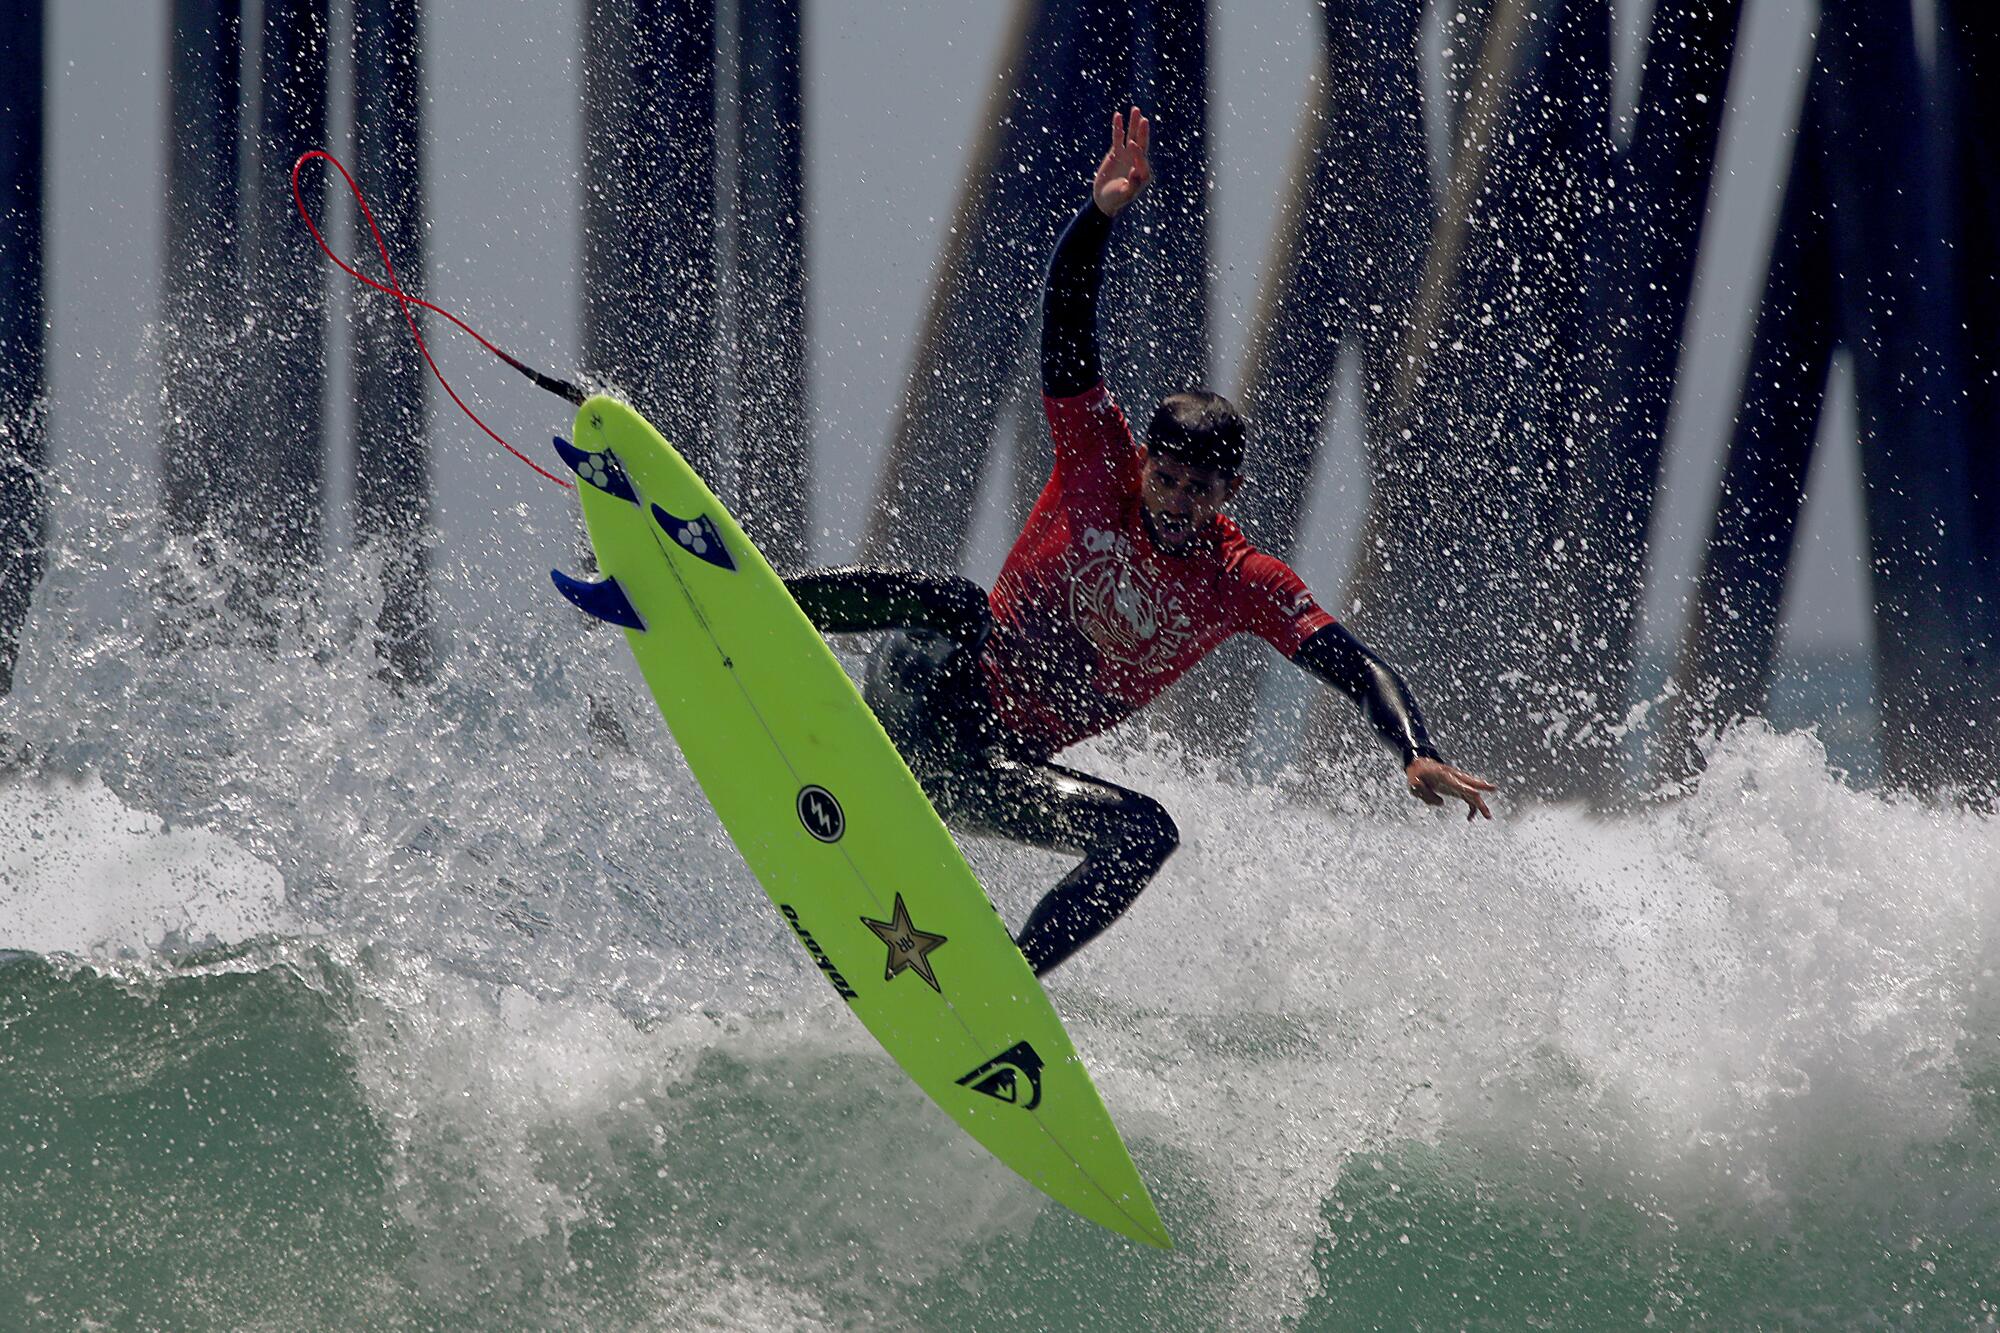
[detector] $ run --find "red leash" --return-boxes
[291,148,576,490]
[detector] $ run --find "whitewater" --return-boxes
[3,497,1996,1330]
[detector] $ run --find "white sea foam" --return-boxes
[0,773,297,958]
[311,714,1995,1326]
[4,507,1995,1326]
[1034,723,1998,1323]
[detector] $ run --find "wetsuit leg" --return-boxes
[785,568,990,648]
[932,754,1179,978]
[792,567,996,775]
[858,632,1177,976]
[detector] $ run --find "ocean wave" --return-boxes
[2,518,1995,1327]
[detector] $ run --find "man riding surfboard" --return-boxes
[788,106,1495,977]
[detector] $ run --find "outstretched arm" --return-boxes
[1292,623,1495,820]
[1041,107,1152,398]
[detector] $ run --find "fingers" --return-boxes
[1410,768,1495,820]
[1448,779,1492,819]
[1436,763,1496,815]
[1110,107,1150,161]
[1441,773,1493,820]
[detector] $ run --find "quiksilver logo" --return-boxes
[957,1041,1045,1111]
[796,785,845,842]
[781,904,857,1001]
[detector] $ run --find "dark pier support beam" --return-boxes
[0,0,46,699]
[1942,0,2000,736]
[1103,0,1208,416]
[245,0,331,586]
[1160,0,1430,758]
[161,0,244,551]
[1464,0,1615,796]
[1656,95,1837,789]
[861,0,1142,570]
[1333,0,1616,798]
[583,0,719,479]
[1585,0,1744,795]
[352,0,431,682]
[730,0,808,568]
[1818,0,1983,795]
[1236,0,1430,558]
[1327,0,1540,781]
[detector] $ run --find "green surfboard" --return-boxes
[554,395,1169,1249]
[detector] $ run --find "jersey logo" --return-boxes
[957,1041,1044,1111]
[1068,526,1193,670]
[859,893,947,993]
[796,785,845,842]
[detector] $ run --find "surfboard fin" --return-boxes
[550,568,646,631]
[552,436,640,505]
[652,503,738,572]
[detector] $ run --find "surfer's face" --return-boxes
[1138,449,1241,553]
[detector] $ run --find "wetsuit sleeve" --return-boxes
[1291,623,1442,769]
[1041,200,1114,397]
[1036,200,1141,498]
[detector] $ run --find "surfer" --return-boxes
[789,106,1494,977]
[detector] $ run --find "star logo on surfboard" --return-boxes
[859,893,948,993]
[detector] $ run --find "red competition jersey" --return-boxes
[982,384,1337,757]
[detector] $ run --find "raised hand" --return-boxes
[1092,106,1152,217]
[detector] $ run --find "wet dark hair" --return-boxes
[1146,390,1247,476]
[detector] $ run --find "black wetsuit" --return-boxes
[786,197,1439,977]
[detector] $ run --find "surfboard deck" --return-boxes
[554,395,1169,1249]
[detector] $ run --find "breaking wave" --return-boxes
[3,501,1995,1329]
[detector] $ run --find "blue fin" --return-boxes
[552,436,639,505]
[550,568,645,631]
[652,504,737,572]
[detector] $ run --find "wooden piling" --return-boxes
[243,0,331,585]
[161,0,245,551]
[1940,1,2000,784]
[0,0,45,698]
[583,0,720,478]
[1817,0,1984,793]
[730,0,808,568]
[352,0,432,682]
[860,0,1139,570]
[1585,0,1746,797]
